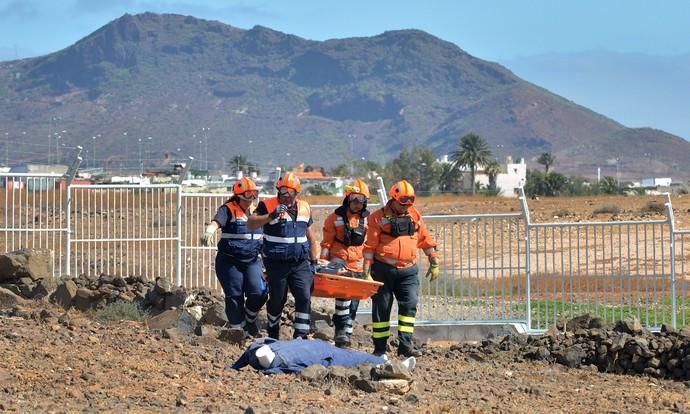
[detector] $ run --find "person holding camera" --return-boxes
[319,179,371,348]
[363,179,439,358]
[248,172,319,340]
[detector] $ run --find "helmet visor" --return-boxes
[239,190,258,200]
[397,195,415,205]
[349,194,366,203]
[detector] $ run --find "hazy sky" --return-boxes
[1,0,689,61]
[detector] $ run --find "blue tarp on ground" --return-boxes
[230,338,385,374]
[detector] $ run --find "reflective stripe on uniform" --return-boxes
[398,314,415,333]
[335,299,351,316]
[264,235,307,243]
[375,255,415,267]
[423,247,436,255]
[334,218,345,227]
[295,312,310,320]
[363,252,374,260]
[372,320,390,338]
[372,330,390,338]
[294,323,310,331]
[221,233,262,240]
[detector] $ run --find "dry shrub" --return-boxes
[95,301,149,324]
[639,200,665,214]
[593,203,622,215]
[552,209,575,217]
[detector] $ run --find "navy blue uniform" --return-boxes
[212,200,266,333]
[256,197,315,339]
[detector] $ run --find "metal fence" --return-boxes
[2,172,690,331]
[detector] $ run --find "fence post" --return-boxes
[64,150,82,278]
[65,183,71,278]
[518,187,532,330]
[664,193,677,329]
[176,185,183,287]
[376,176,387,203]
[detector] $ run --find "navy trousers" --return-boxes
[370,260,419,353]
[264,259,314,339]
[215,253,267,330]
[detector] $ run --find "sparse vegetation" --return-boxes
[95,301,149,324]
[593,203,622,215]
[552,208,575,217]
[639,200,666,214]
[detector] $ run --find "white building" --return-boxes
[440,155,526,197]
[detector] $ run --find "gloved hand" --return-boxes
[363,264,373,281]
[309,259,318,274]
[425,256,440,281]
[269,204,288,219]
[200,224,216,246]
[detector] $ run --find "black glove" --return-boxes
[269,204,288,219]
[309,259,318,274]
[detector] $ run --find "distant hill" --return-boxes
[502,51,690,141]
[1,13,689,180]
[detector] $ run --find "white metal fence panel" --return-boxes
[67,184,181,284]
[0,173,66,277]
[421,213,528,323]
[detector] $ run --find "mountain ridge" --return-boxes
[1,13,688,179]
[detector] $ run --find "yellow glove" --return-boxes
[363,263,373,281]
[425,257,440,281]
[200,224,216,247]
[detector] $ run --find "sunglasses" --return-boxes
[239,190,258,200]
[349,194,366,203]
[397,195,415,205]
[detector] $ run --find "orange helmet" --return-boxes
[233,177,258,195]
[388,180,416,205]
[275,172,301,193]
[344,179,370,198]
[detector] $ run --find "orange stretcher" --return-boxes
[312,272,383,300]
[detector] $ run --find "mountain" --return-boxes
[1,13,689,180]
[502,51,690,141]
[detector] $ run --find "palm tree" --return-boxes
[485,159,502,190]
[537,152,555,175]
[450,133,491,195]
[227,155,248,173]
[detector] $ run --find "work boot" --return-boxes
[334,331,351,349]
[245,321,260,338]
[267,325,280,340]
[397,346,423,358]
[373,348,387,357]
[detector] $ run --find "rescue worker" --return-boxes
[319,178,371,348]
[363,179,440,357]
[201,177,266,337]
[248,172,320,340]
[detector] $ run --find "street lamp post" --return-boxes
[147,136,152,169]
[4,132,8,166]
[138,138,143,176]
[201,127,209,170]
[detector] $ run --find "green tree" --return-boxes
[450,133,492,195]
[598,176,620,195]
[485,159,502,190]
[226,154,260,175]
[383,147,441,195]
[439,163,463,194]
[537,152,556,175]
[330,164,350,177]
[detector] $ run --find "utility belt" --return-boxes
[219,250,259,264]
[374,255,416,269]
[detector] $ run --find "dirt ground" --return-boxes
[1,299,689,413]
[2,194,690,413]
